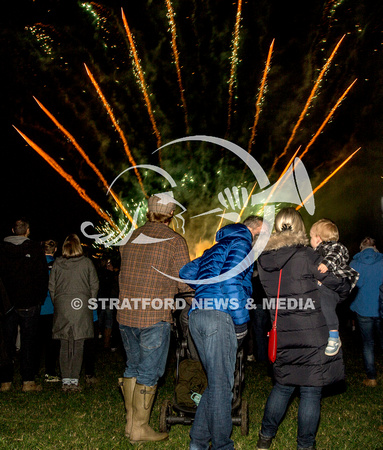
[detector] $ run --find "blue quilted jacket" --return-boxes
[179,223,254,325]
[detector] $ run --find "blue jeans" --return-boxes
[261,383,322,449]
[356,314,383,379]
[189,309,237,450]
[119,321,171,386]
[1,305,41,382]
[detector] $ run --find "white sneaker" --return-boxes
[325,337,341,356]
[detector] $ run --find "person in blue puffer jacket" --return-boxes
[179,216,263,450]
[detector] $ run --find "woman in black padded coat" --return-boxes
[256,208,349,450]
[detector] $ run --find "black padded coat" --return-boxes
[257,230,348,387]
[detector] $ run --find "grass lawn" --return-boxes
[0,327,382,449]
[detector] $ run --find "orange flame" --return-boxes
[13,126,118,229]
[121,8,162,151]
[84,64,147,198]
[33,97,137,227]
[296,147,361,210]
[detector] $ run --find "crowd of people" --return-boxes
[0,197,382,450]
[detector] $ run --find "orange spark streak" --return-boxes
[33,97,137,227]
[165,0,189,135]
[84,64,147,197]
[299,79,357,159]
[271,35,346,171]
[296,147,361,210]
[121,8,162,151]
[238,182,258,220]
[248,39,275,153]
[226,0,243,135]
[13,126,118,229]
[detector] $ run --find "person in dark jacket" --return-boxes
[0,218,48,392]
[350,237,383,387]
[49,234,99,391]
[256,208,349,450]
[179,216,263,450]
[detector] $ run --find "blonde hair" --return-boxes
[62,234,83,258]
[311,219,339,242]
[275,207,306,234]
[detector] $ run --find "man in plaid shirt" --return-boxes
[310,219,359,357]
[117,193,191,444]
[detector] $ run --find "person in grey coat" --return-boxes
[49,234,99,391]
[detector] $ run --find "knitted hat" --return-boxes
[148,194,176,214]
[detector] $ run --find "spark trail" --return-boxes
[296,147,361,210]
[33,97,136,226]
[226,0,243,136]
[165,0,190,135]
[271,35,346,171]
[248,39,275,153]
[13,126,118,228]
[299,79,357,159]
[121,8,162,151]
[84,63,147,197]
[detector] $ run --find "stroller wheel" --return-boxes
[240,400,249,436]
[159,400,172,433]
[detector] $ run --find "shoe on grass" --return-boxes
[22,381,42,392]
[363,378,377,387]
[0,382,12,392]
[85,375,98,385]
[257,432,273,450]
[325,337,341,356]
[45,374,61,383]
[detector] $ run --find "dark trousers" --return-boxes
[83,321,99,377]
[37,314,60,376]
[319,284,340,331]
[1,305,41,383]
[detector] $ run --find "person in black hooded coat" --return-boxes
[256,208,349,450]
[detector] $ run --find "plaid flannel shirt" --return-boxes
[117,221,191,328]
[317,241,359,290]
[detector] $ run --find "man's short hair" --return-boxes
[44,240,58,255]
[13,218,30,236]
[360,236,376,250]
[243,215,263,230]
[310,218,339,242]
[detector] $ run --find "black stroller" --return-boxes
[159,293,249,436]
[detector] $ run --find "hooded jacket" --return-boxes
[49,255,99,340]
[0,236,48,309]
[257,230,348,387]
[350,247,383,317]
[179,223,254,325]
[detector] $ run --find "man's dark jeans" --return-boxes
[1,305,41,383]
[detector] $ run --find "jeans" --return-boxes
[189,309,237,450]
[356,314,383,379]
[261,383,322,449]
[1,305,41,382]
[319,284,340,331]
[119,321,171,386]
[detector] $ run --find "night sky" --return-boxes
[1,0,382,256]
